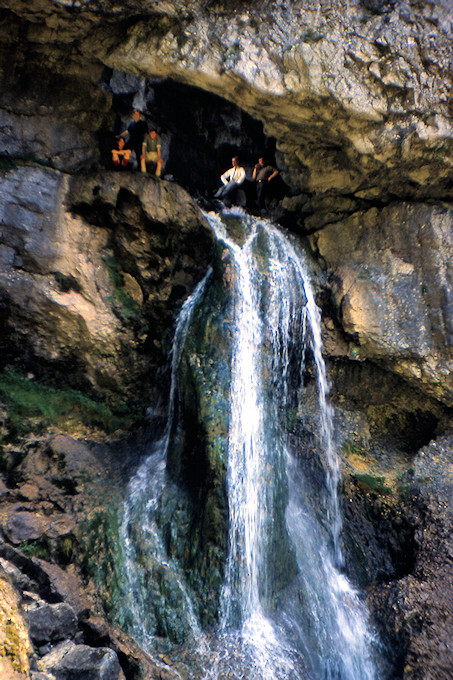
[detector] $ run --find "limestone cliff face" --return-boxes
[1,0,451,407]
[0,167,213,408]
[310,201,453,403]
[1,0,451,195]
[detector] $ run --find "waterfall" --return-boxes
[205,210,377,680]
[119,271,211,651]
[120,209,379,680]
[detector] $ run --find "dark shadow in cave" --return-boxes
[99,71,288,207]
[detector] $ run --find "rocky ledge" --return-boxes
[0,166,214,411]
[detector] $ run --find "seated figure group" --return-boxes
[111,110,280,211]
[215,155,279,211]
[111,109,162,176]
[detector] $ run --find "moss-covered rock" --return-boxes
[78,507,125,621]
[160,242,232,625]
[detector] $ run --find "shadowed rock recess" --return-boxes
[0,1,452,678]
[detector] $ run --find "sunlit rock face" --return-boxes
[0,166,213,408]
[1,0,452,199]
[309,201,453,404]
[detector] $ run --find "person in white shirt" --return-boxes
[215,156,246,199]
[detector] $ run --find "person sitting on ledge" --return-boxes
[111,137,131,169]
[215,156,246,199]
[141,129,162,177]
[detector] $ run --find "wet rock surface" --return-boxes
[340,434,453,680]
[0,428,182,679]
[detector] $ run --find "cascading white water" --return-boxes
[119,271,212,652]
[205,210,377,680]
[120,209,379,680]
[219,228,264,623]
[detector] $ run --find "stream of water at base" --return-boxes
[120,210,379,680]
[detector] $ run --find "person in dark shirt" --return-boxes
[117,110,148,169]
[252,157,279,209]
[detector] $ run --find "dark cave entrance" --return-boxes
[100,70,287,205]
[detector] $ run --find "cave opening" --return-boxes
[99,70,289,204]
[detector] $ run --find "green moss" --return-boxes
[0,366,128,438]
[354,472,392,495]
[102,253,140,322]
[3,617,24,671]
[341,439,367,457]
[78,509,125,620]
[221,214,247,245]
[285,407,299,433]
[57,535,76,565]
[18,541,49,560]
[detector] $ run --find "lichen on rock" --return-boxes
[0,567,31,677]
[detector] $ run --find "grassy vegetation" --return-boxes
[17,541,50,560]
[0,366,126,439]
[341,439,367,457]
[354,472,392,495]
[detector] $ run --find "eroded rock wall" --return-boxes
[1,0,451,405]
[310,201,453,404]
[0,166,213,409]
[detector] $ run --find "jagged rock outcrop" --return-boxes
[309,201,453,404]
[0,166,213,409]
[341,434,453,679]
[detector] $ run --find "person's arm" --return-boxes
[253,164,259,180]
[267,168,279,181]
[220,168,232,185]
